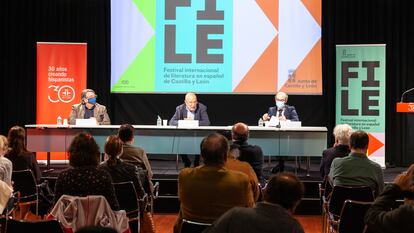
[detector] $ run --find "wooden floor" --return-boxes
[153,214,322,233]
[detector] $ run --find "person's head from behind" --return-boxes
[231,122,249,142]
[81,89,97,107]
[0,135,8,156]
[264,173,305,213]
[184,92,198,112]
[68,133,100,167]
[200,133,229,166]
[7,126,28,155]
[104,135,123,164]
[349,130,369,153]
[333,124,353,146]
[275,92,288,109]
[118,124,134,143]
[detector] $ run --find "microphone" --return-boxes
[276,109,283,128]
[400,87,414,102]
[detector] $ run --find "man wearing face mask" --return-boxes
[68,89,111,125]
[262,92,299,173]
[262,92,299,122]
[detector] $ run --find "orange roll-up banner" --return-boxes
[36,42,87,161]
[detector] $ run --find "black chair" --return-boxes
[11,170,39,217]
[326,185,374,233]
[336,200,372,233]
[113,181,147,233]
[4,219,64,233]
[137,168,159,215]
[181,219,211,233]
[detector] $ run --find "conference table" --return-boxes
[25,124,327,174]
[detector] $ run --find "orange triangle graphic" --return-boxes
[367,133,384,156]
[256,0,279,29]
[301,0,321,26]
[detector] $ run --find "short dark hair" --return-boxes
[264,173,305,210]
[200,133,229,165]
[118,124,134,142]
[7,126,28,156]
[68,133,100,167]
[349,130,369,149]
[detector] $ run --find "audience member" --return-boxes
[69,89,110,125]
[54,133,119,210]
[225,143,260,201]
[99,135,145,203]
[329,130,384,195]
[205,173,305,233]
[232,122,264,183]
[320,124,353,178]
[5,126,41,182]
[174,133,254,233]
[365,164,414,233]
[118,124,152,178]
[0,135,12,186]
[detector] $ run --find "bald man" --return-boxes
[232,123,264,183]
[170,93,210,167]
[169,92,210,126]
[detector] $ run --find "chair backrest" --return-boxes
[5,219,64,233]
[328,185,374,217]
[181,219,211,233]
[113,182,140,217]
[337,200,372,233]
[11,169,38,202]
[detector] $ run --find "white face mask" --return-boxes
[276,101,285,109]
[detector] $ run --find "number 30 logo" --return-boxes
[48,85,75,103]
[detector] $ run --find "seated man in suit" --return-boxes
[232,122,264,184]
[205,173,305,233]
[174,133,254,233]
[329,130,384,196]
[69,89,110,125]
[170,92,210,167]
[262,92,299,173]
[320,124,353,178]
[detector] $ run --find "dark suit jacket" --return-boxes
[320,144,350,178]
[169,103,210,126]
[68,103,111,125]
[233,140,263,182]
[267,105,299,121]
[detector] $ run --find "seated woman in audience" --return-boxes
[54,133,119,210]
[0,135,12,186]
[365,164,414,233]
[99,135,146,203]
[5,126,41,183]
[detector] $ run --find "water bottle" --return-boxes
[258,118,264,127]
[57,116,62,125]
[156,115,162,126]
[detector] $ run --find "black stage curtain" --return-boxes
[1,0,414,166]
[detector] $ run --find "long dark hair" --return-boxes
[104,135,122,166]
[7,126,28,156]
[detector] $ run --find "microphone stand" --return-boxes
[400,87,414,102]
[276,109,283,128]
